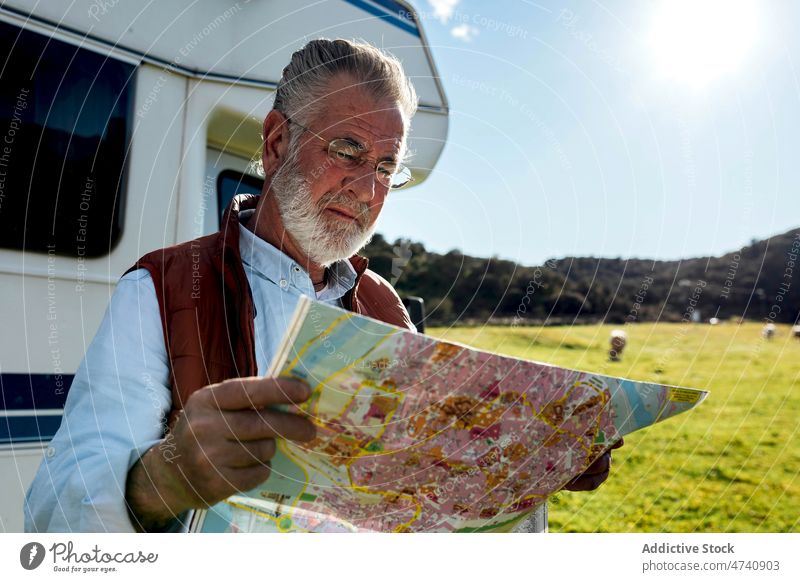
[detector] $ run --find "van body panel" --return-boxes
[0,0,476,533]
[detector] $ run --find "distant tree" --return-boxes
[361,228,800,325]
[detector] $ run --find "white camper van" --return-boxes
[0,0,449,532]
[0,0,545,533]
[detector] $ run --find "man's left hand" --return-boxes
[562,438,624,492]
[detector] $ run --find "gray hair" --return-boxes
[253,39,418,177]
[275,38,418,125]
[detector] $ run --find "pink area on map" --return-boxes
[283,331,620,531]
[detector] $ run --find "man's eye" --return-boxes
[377,163,396,177]
[330,140,361,164]
[335,150,357,161]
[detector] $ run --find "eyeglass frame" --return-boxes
[285,117,414,190]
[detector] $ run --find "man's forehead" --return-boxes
[313,84,406,150]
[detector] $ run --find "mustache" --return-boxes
[318,192,371,228]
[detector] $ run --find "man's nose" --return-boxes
[344,166,380,203]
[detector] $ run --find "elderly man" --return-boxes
[25,39,615,533]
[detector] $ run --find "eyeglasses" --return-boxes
[286,118,414,190]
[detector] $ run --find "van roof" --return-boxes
[1,0,448,113]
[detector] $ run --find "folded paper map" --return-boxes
[191,297,707,533]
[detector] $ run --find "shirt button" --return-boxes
[46,446,56,459]
[279,279,288,289]
[292,265,301,273]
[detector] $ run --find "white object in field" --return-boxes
[609,329,628,361]
[763,323,776,339]
[709,317,720,325]
[792,325,800,339]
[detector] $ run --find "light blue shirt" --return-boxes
[24,211,357,532]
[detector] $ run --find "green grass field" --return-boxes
[427,322,800,532]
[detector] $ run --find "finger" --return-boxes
[225,438,277,468]
[580,452,611,476]
[231,464,273,493]
[564,470,609,492]
[563,452,610,491]
[205,377,311,410]
[221,409,317,442]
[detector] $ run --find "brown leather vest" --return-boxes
[126,194,413,426]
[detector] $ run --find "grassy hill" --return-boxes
[428,321,800,532]
[365,228,800,326]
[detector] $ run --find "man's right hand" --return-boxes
[126,376,315,530]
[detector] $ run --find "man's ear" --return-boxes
[262,109,290,176]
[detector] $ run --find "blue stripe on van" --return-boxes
[1,415,63,445]
[365,0,416,22]
[345,0,420,36]
[0,373,72,410]
[1,373,71,444]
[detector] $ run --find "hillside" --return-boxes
[362,228,800,326]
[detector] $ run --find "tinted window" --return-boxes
[0,21,135,257]
[217,169,263,224]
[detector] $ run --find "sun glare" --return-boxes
[648,0,758,90]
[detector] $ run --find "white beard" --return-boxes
[271,155,377,267]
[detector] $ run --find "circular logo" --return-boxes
[20,542,46,570]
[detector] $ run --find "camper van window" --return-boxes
[217,169,264,224]
[0,21,135,257]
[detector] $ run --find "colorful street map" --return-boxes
[191,298,707,533]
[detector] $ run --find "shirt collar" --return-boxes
[237,208,357,301]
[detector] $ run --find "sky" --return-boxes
[376,0,800,267]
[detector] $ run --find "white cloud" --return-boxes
[450,23,479,42]
[428,0,460,24]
